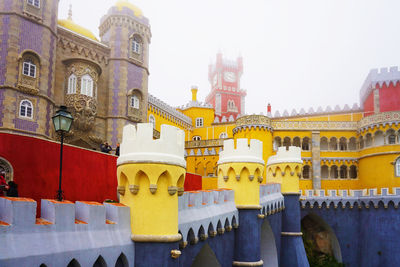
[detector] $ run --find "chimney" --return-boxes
[191,86,198,101]
[267,103,272,117]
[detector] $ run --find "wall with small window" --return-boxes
[195,118,204,128]
[129,34,143,61]
[17,51,40,94]
[127,89,142,122]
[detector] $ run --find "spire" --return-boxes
[68,4,72,20]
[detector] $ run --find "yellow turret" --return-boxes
[217,138,265,207]
[117,123,185,241]
[266,146,303,193]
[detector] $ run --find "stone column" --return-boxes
[311,131,321,189]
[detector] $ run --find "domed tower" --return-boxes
[99,0,151,146]
[0,0,59,138]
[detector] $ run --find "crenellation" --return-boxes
[218,138,264,165]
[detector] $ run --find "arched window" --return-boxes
[23,58,36,77]
[193,136,201,141]
[219,132,228,139]
[302,165,310,179]
[293,137,301,148]
[365,133,373,147]
[339,165,347,179]
[19,100,33,119]
[320,137,328,151]
[321,165,329,179]
[396,157,400,177]
[149,114,155,128]
[283,137,291,149]
[67,74,77,94]
[273,137,282,151]
[81,74,93,97]
[195,117,204,127]
[131,35,142,54]
[329,137,338,150]
[302,137,310,151]
[349,165,357,179]
[130,95,139,109]
[27,0,40,8]
[339,137,347,151]
[330,165,338,179]
[348,137,357,150]
[374,131,384,146]
[387,129,397,144]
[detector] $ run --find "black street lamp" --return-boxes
[52,106,73,201]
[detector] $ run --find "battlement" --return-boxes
[218,138,264,165]
[300,187,400,209]
[267,146,302,166]
[0,197,133,266]
[360,66,400,104]
[259,183,285,216]
[178,189,238,245]
[117,123,186,168]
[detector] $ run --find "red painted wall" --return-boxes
[379,82,400,113]
[0,133,118,213]
[184,172,202,191]
[363,91,374,117]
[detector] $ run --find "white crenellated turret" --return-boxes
[267,146,302,166]
[117,123,186,168]
[218,138,264,165]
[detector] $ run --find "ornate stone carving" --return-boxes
[358,111,400,131]
[65,94,97,131]
[185,139,224,149]
[272,121,358,131]
[17,75,39,95]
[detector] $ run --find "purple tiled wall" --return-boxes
[127,64,143,90]
[0,16,10,84]
[18,19,43,54]
[13,118,39,132]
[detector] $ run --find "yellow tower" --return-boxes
[266,146,303,193]
[217,138,265,207]
[233,115,273,177]
[117,123,186,242]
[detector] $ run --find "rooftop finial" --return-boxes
[68,4,72,20]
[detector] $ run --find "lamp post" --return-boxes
[52,106,73,201]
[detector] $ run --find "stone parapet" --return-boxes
[178,189,238,245]
[0,197,133,267]
[259,183,285,216]
[300,187,400,209]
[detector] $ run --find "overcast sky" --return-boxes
[58,0,400,116]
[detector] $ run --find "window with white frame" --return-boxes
[27,0,40,8]
[132,35,142,54]
[23,58,36,78]
[195,117,203,127]
[130,95,140,109]
[19,100,33,119]
[219,132,228,139]
[67,74,77,94]
[389,134,397,144]
[396,157,400,177]
[149,115,155,128]
[193,136,201,141]
[81,74,93,97]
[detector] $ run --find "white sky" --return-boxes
[58,0,400,116]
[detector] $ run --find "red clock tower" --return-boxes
[205,53,247,121]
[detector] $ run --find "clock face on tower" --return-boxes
[224,72,236,82]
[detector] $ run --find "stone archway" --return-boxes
[191,243,221,267]
[0,157,13,183]
[260,219,279,267]
[301,213,342,264]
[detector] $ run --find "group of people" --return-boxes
[0,172,18,197]
[100,142,120,156]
